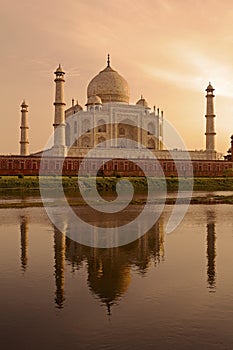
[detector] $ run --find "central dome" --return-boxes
[87,55,130,104]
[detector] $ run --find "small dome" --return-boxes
[86,94,102,106]
[87,55,130,104]
[21,99,28,107]
[136,96,149,108]
[75,99,83,111]
[206,82,214,91]
[55,64,65,75]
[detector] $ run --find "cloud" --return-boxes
[141,41,233,98]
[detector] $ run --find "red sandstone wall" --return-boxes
[0,155,232,177]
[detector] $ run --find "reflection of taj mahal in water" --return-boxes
[19,211,217,314]
[19,55,218,161]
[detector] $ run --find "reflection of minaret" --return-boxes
[134,221,164,274]
[206,211,216,292]
[158,217,165,261]
[54,228,66,308]
[20,216,29,271]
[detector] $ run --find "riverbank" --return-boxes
[1,194,233,209]
[0,176,233,208]
[1,176,233,193]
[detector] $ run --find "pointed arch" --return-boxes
[82,119,91,133]
[82,136,90,147]
[98,136,106,148]
[97,119,106,133]
[65,123,70,146]
[148,138,155,149]
[148,122,155,135]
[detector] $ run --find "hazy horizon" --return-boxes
[1,0,233,155]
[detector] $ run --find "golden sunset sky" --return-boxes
[1,0,233,155]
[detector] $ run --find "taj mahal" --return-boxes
[19,55,218,161]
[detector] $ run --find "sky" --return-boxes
[1,0,233,155]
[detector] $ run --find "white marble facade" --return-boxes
[65,101,163,158]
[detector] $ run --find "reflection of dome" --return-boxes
[87,55,130,104]
[62,221,163,314]
[86,94,102,106]
[88,261,131,310]
[136,95,149,108]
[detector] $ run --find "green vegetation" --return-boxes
[0,176,233,208]
[167,177,233,191]
[0,176,233,194]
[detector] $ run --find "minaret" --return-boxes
[205,83,216,160]
[53,64,66,156]
[20,100,29,156]
[230,135,233,161]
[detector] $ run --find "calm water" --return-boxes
[0,204,233,349]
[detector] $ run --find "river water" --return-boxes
[0,204,233,349]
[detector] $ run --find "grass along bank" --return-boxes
[1,176,233,208]
[0,176,233,193]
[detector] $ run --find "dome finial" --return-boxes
[206,82,214,92]
[87,57,130,104]
[21,99,28,108]
[55,63,65,75]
